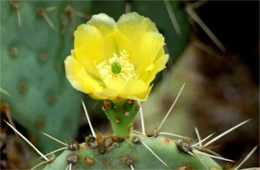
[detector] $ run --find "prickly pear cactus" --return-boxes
[0,1,91,151]
[43,134,221,169]
[39,10,220,170]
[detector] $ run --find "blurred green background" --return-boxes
[0,0,259,169]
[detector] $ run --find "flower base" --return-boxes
[102,100,139,138]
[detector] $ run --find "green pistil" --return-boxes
[111,61,121,74]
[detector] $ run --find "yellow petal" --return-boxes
[74,24,106,78]
[64,55,103,94]
[154,54,169,72]
[133,32,164,70]
[122,79,149,100]
[113,29,133,56]
[106,77,125,94]
[88,13,116,36]
[90,89,118,100]
[141,54,169,84]
[117,12,158,43]
[74,24,105,62]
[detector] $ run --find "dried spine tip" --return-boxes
[68,141,79,151]
[132,136,141,144]
[104,137,113,147]
[176,139,193,154]
[67,153,79,165]
[85,136,98,149]
[125,157,134,168]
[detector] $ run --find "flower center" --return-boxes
[111,61,122,74]
[96,50,137,84]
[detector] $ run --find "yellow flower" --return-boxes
[65,12,169,101]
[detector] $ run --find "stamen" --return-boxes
[96,50,137,83]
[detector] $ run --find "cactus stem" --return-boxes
[81,100,96,138]
[156,83,186,133]
[41,132,68,147]
[140,140,169,168]
[204,119,251,147]
[4,120,49,161]
[103,101,139,137]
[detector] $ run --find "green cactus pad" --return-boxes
[0,1,91,151]
[43,134,221,169]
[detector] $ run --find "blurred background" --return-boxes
[1,0,259,169]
